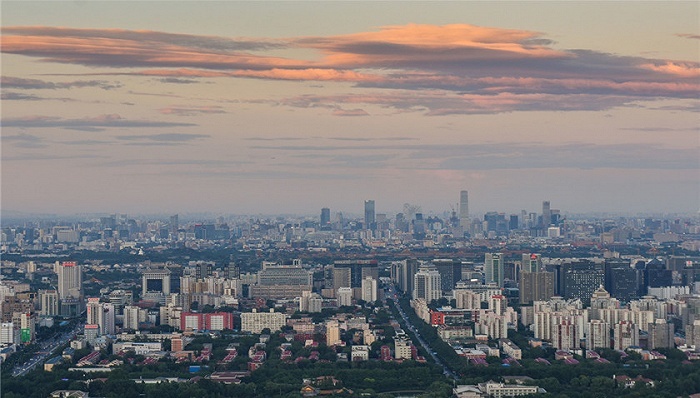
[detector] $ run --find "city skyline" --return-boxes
[2,2,698,216]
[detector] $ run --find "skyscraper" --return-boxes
[459,190,469,228]
[364,200,375,230]
[542,201,551,227]
[485,253,504,288]
[320,207,331,230]
[169,214,179,236]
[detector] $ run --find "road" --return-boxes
[387,284,458,380]
[12,322,83,377]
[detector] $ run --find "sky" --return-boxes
[1,1,699,217]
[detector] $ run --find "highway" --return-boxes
[386,284,458,380]
[12,322,83,377]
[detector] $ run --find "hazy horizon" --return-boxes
[2,2,698,216]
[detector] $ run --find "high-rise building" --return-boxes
[326,320,341,346]
[195,262,213,280]
[556,261,605,306]
[364,200,376,230]
[169,214,179,236]
[648,319,674,349]
[320,208,331,230]
[587,320,610,350]
[519,271,555,305]
[542,201,551,227]
[39,289,59,317]
[396,259,419,296]
[522,254,542,273]
[361,276,378,303]
[332,260,378,289]
[614,321,639,350]
[433,259,462,292]
[57,261,83,317]
[459,190,469,228]
[604,259,641,302]
[57,261,82,300]
[485,253,504,288]
[413,266,442,301]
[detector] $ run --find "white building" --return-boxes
[361,277,377,303]
[337,287,353,307]
[394,337,412,359]
[351,345,370,361]
[413,267,441,302]
[240,309,287,334]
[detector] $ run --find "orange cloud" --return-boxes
[2,24,698,115]
[639,62,700,78]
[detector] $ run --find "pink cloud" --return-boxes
[2,24,698,115]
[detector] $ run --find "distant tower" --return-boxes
[170,214,179,235]
[364,200,376,230]
[57,261,82,300]
[57,261,83,317]
[485,253,504,288]
[459,190,469,227]
[542,201,551,227]
[320,207,331,229]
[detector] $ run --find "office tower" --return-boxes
[459,190,469,227]
[614,321,639,350]
[643,259,673,290]
[332,260,378,289]
[413,266,442,301]
[433,259,462,292]
[509,215,519,230]
[397,259,419,296]
[520,271,555,305]
[170,214,178,235]
[57,261,83,317]
[332,267,352,291]
[556,260,604,306]
[364,200,376,230]
[226,259,240,280]
[413,213,426,239]
[142,268,172,296]
[320,208,331,230]
[485,253,504,288]
[196,262,213,280]
[542,201,551,227]
[57,261,82,300]
[604,259,641,302]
